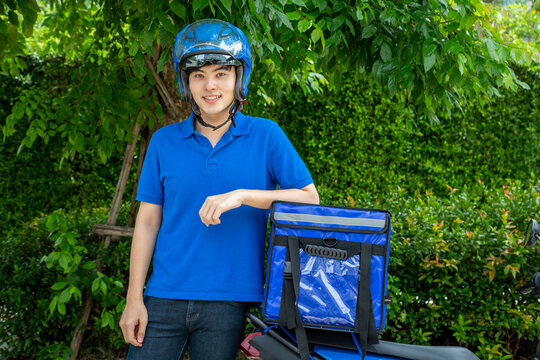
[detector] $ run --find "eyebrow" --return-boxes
[192,65,232,74]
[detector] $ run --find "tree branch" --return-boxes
[144,54,180,121]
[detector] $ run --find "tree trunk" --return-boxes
[70,120,141,360]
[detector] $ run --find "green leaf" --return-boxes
[160,14,176,34]
[388,74,397,97]
[0,19,7,34]
[290,0,307,7]
[7,23,18,51]
[485,39,499,61]
[356,6,364,21]
[424,53,436,72]
[12,102,25,120]
[423,42,437,57]
[254,13,273,42]
[101,311,114,329]
[311,28,323,44]
[92,278,100,294]
[286,11,302,21]
[298,19,311,33]
[59,288,72,303]
[457,53,467,75]
[502,73,514,89]
[133,52,146,78]
[275,11,293,30]
[443,38,462,55]
[460,14,477,30]
[58,254,69,272]
[157,48,169,73]
[142,30,153,49]
[170,2,187,19]
[22,18,33,37]
[8,10,19,26]
[57,301,66,315]
[100,280,108,295]
[380,43,392,63]
[456,4,466,18]
[497,45,510,63]
[510,48,522,65]
[46,213,58,231]
[362,25,376,39]
[221,0,233,13]
[312,0,327,11]
[83,261,96,270]
[193,0,210,13]
[128,41,139,57]
[49,296,58,314]
[51,281,69,291]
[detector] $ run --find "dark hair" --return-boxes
[185,64,234,77]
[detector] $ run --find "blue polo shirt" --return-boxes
[136,112,313,302]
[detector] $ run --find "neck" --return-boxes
[194,115,231,138]
[193,100,239,135]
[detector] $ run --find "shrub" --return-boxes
[0,59,123,238]
[0,207,130,359]
[256,66,539,201]
[374,181,539,359]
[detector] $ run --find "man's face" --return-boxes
[188,64,236,120]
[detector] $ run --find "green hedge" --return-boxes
[1,58,538,359]
[0,62,122,238]
[0,207,130,359]
[1,181,537,359]
[260,66,539,201]
[380,182,539,359]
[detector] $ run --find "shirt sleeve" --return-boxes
[267,122,314,189]
[136,135,164,205]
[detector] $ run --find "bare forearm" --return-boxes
[126,204,162,301]
[241,183,319,209]
[199,184,318,226]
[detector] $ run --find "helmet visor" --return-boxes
[181,53,241,70]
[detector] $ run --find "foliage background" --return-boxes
[1,0,539,360]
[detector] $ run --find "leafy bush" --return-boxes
[371,181,539,359]
[0,57,121,236]
[0,207,130,359]
[1,50,538,360]
[257,66,539,201]
[2,181,537,360]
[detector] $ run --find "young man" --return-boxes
[119,19,319,360]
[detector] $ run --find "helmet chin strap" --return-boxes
[193,100,241,131]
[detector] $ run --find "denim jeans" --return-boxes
[127,296,249,360]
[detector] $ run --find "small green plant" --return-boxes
[379,181,540,359]
[0,207,130,359]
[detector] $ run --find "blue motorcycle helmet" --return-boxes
[173,19,252,104]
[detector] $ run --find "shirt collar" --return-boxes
[178,111,250,138]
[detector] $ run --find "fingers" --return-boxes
[119,305,148,347]
[199,195,228,226]
[199,191,244,226]
[136,315,148,345]
[120,318,140,346]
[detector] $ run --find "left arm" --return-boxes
[199,183,319,226]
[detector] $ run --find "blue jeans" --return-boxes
[127,296,249,360]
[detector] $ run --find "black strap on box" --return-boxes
[278,235,311,360]
[277,235,380,360]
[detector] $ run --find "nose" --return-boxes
[204,77,217,91]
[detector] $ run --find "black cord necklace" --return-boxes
[194,100,240,131]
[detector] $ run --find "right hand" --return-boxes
[119,299,148,347]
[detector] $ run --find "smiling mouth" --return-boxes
[203,95,221,101]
